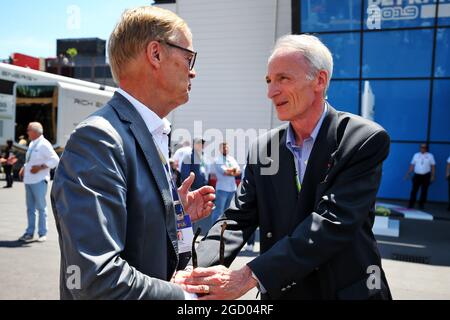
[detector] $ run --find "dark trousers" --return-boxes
[4,165,13,187]
[247,232,255,246]
[409,173,431,209]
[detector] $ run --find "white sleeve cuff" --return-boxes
[251,271,267,294]
[183,290,198,300]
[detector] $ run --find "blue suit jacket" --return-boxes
[51,92,185,299]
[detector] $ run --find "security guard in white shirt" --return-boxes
[405,144,435,209]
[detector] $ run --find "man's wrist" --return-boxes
[241,265,258,290]
[245,265,268,294]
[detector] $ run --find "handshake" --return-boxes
[171,264,258,300]
[172,223,258,300]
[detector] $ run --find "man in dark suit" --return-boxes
[178,34,392,300]
[180,138,208,190]
[51,6,214,299]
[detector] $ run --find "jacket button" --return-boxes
[266,232,273,239]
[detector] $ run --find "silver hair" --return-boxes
[29,122,43,135]
[269,34,333,96]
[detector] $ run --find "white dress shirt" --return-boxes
[24,135,59,184]
[116,89,171,164]
[411,152,435,175]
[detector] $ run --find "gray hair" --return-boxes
[28,122,43,135]
[269,34,333,96]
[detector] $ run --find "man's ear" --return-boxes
[315,70,328,93]
[146,41,162,69]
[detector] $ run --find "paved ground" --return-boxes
[0,181,449,300]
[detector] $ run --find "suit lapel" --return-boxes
[109,92,179,256]
[269,126,299,229]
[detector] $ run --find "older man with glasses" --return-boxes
[51,6,214,300]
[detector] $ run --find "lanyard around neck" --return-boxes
[152,137,172,185]
[152,137,187,212]
[294,156,301,193]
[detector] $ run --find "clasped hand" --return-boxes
[171,265,257,300]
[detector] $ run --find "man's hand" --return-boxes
[30,164,45,174]
[178,173,215,222]
[181,265,257,300]
[223,167,234,176]
[172,269,210,296]
[171,269,192,284]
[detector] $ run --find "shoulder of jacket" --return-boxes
[72,113,124,150]
[254,123,288,146]
[338,111,385,133]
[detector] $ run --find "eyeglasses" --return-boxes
[159,40,197,70]
[192,221,227,269]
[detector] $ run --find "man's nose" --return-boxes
[189,68,196,79]
[267,84,279,99]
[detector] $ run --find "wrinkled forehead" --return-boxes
[267,48,308,73]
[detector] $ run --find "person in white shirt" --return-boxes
[446,155,450,211]
[172,140,192,172]
[211,142,241,223]
[405,144,436,209]
[18,122,59,243]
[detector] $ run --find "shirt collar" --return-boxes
[117,88,171,136]
[286,103,328,148]
[31,135,43,145]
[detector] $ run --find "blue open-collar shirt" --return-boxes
[286,103,328,184]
